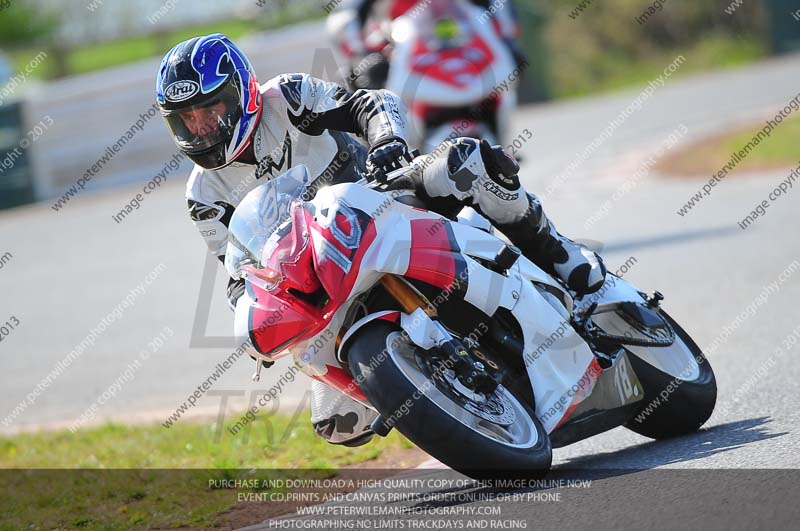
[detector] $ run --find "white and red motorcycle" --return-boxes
[226,162,716,478]
[334,0,519,153]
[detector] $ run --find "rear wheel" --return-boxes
[346,321,551,478]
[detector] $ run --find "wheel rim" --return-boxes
[384,332,539,449]
[591,310,701,381]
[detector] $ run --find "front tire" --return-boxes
[623,312,717,439]
[346,321,552,478]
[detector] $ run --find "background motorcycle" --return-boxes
[333,0,519,153]
[226,162,717,478]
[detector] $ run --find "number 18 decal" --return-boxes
[614,356,639,402]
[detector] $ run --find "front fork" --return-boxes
[368,275,500,436]
[379,275,498,393]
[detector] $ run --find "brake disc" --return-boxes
[413,343,517,426]
[439,368,516,425]
[462,389,517,425]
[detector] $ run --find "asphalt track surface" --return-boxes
[1,22,799,529]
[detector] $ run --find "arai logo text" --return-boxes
[165,80,200,102]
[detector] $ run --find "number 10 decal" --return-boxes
[314,201,363,274]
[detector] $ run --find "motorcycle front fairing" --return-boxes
[228,174,388,374]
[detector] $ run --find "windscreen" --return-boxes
[224,165,311,281]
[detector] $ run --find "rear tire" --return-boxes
[624,312,717,439]
[346,321,552,478]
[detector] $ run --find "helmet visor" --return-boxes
[162,84,242,153]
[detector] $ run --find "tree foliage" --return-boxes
[516,0,768,98]
[0,2,58,47]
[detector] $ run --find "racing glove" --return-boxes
[365,139,411,182]
[227,277,246,312]
[480,139,521,191]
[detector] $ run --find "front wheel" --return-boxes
[346,321,552,478]
[620,312,717,439]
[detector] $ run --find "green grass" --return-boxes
[0,413,414,530]
[550,33,767,99]
[1,469,239,530]
[67,19,270,77]
[658,113,800,176]
[722,113,800,168]
[8,12,324,80]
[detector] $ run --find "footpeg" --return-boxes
[251,358,273,382]
[251,358,263,382]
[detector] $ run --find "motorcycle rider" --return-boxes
[157,34,605,446]
[327,0,526,81]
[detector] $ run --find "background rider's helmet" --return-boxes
[156,33,262,170]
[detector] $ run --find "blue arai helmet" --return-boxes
[156,34,262,169]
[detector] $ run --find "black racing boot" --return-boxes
[497,194,607,295]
